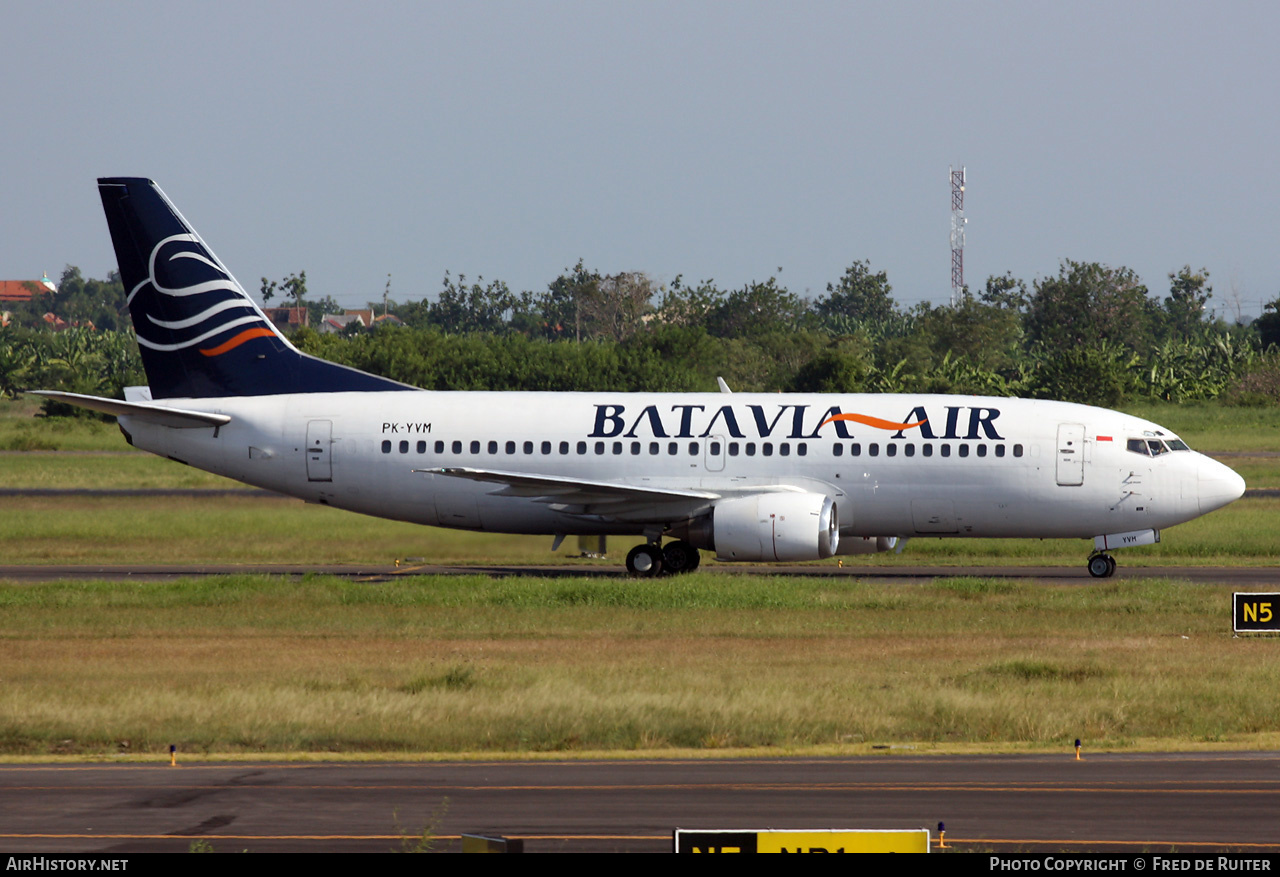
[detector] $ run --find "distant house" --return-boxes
[372,313,405,328]
[319,309,375,334]
[0,273,57,304]
[39,312,94,332]
[263,307,309,333]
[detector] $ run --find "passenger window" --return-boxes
[506,441,516,454]
[451,440,461,454]
[559,441,569,454]
[923,445,933,457]
[595,441,605,454]
[401,441,410,454]
[941,445,951,458]
[577,441,587,454]
[689,442,700,455]
[434,440,444,453]
[746,442,757,456]
[650,442,660,455]
[631,442,641,455]
[797,443,807,456]
[1013,444,1024,457]
[470,440,480,454]
[729,442,740,456]
[762,442,773,457]
[668,442,679,455]
[710,441,722,455]
[523,441,534,454]
[381,440,392,454]
[541,441,551,454]
[779,443,790,457]
[904,444,915,457]
[885,444,897,458]
[977,445,987,458]
[612,442,623,455]
[959,445,970,458]
[869,444,879,457]
[488,441,498,454]
[995,445,1005,458]
[833,444,844,457]
[418,441,427,454]
[851,443,861,457]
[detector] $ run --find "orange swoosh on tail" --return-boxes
[819,413,928,431]
[199,326,276,357]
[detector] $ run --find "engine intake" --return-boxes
[710,493,839,562]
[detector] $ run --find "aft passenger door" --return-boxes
[306,420,333,482]
[1056,423,1084,486]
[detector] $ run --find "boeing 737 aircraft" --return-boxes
[37,178,1246,578]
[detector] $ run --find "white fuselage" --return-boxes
[118,391,1245,544]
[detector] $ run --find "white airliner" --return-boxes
[37,178,1246,578]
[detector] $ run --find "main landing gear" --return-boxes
[625,540,702,577]
[1087,552,1117,578]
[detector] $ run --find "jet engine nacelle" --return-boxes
[710,493,839,562]
[835,535,898,555]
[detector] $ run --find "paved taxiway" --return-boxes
[2,754,1278,853]
[2,563,1280,585]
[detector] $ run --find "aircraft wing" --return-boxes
[416,466,720,517]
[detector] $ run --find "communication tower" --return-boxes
[950,165,967,307]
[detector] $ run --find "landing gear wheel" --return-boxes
[626,544,665,577]
[661,540,701,575]
[1087,554,1116,578]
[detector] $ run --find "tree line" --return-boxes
[5,259,1280,412]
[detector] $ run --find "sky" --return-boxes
[3,1,1278,320]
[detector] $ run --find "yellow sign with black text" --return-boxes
[1234,592,1280,633]
[674,829,930,853]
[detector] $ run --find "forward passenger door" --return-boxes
[1056,423,1084,486]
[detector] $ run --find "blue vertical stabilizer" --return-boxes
[97,177,411,398]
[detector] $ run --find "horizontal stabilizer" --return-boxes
[29,391,231,429]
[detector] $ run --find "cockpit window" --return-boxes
[1129,434,1190,456]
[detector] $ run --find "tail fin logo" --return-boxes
[128,233,279,356]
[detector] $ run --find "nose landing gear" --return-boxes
[1087,552,1117,578]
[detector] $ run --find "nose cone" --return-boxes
[1198,456,1247,515]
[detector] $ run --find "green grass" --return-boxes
[0,452,238,489]
[0,495,572,565]
[1,574,1278,756]
[1122,401,1280,453]
[0,493,1274,567]
[0,398,127,451]
[0,492,1275,567]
